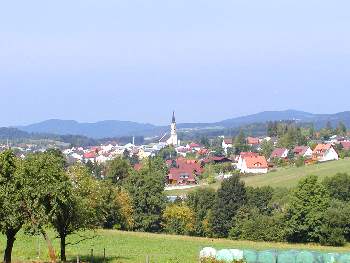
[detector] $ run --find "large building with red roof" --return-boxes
[166,158,203,185]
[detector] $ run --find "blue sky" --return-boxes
[0,0,349,126]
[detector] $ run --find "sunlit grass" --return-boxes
[0,230,349,262]
[167,158,350,195]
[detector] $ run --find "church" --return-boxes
[160,111,179,146]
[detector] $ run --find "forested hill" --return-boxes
[14,110,350,138]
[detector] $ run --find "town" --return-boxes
[3,112,349,190]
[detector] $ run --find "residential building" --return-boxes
[240,155,268,174]
[293,146,313,158]
[312,144,339,162]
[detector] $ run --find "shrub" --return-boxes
[162,204,195,235]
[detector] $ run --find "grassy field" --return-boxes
[167,158,350,195]
[1,230,349,263]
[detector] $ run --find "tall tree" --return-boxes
[336,122,347,136]
[210,175,247,237]
[234,130,249,154]
[187,188,216,236]
[260,140,274,159]
[19,151,69,262]
[0,150,23,263]
[125,159,166,232]
[285,175,330,243]
[51,165,102,262]
[323,173,350,202]
[106,157,132,186]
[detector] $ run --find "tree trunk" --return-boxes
[3,230,16,263]
[60,235,66,262]
[41,230,57,263]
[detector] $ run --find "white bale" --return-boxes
[199,247,217,259]
[229,249,244,260]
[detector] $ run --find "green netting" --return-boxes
[257,250,276,263]
[338,254,350,263]
[203,248,350,263]
[295,251,317,263]
[243,250,258,263]
[322,253,338,263]
[277,250,298,263]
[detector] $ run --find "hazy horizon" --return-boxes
[1,1,349,126]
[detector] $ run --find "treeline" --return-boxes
[0,127,145,147]
[163,174,350,247]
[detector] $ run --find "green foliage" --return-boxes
[295,156,305,167]
[200,137,210,148]
[51,164,99,261]
[320,200,350,246]
[0,150,24,263]
[162,204,195,235]
[85,160,104,179]
[157,146,177,160]
[336,121,347,136]
[260,140,274,159]
[100,182,134,230]
[230,206,286,242]
[19,151,69,234]
[323,173,350,202]
[246,186,273,214]
[106,157,132,185]
[125,159,166,232]
[234,131,250,154]
[211,175,247,238]
[285,175,330,243]
[186,188,216,236]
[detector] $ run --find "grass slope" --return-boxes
[167,158,350,195]
[0,230,349,263]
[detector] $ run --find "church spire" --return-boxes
[172,111,176,123]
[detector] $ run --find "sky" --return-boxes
[0,0,349,126]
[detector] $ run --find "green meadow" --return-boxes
[1,230,349,263]
[167,158,350,195]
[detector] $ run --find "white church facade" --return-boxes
[159,112,179,146]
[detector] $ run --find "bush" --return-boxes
[229,206,286,242]
[162,204,195,235]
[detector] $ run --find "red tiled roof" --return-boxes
[83,152,96,159]
[247,137,260,145]
[293,146,309,156]
[270,148,288,159]
[313,144,332,154]
[244,156,268,169]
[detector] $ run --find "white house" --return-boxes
[236,152,259,170]
[312,144,339,162]
[240,155,268,174]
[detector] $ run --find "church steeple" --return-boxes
[172,111,176,123]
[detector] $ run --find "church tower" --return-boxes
[167,111,178,146]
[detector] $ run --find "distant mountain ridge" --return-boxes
[15,110,350,138]
[17,119,157,139]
